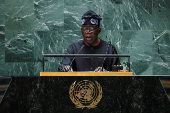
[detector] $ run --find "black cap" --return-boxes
[82,10,102,20]
[81,10,102,27]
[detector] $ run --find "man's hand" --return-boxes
[61,65,73,72]
[94,67,107,72]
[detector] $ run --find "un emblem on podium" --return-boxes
[69,80,102,109]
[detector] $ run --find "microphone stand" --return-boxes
[101,41,111,71]
[68,45,85,71]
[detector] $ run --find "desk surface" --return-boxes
[40,72,133,76]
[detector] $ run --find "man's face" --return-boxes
[81,25,101,46]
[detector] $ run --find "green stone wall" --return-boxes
[0,0,170,76]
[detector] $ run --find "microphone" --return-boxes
[68,44,85,71]
[101,41,111,71]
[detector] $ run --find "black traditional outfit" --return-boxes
[58,39,120,71]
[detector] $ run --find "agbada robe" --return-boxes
[58,39,120,71]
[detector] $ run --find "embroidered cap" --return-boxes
[81,10,102,27]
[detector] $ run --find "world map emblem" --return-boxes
[69,80,102,109]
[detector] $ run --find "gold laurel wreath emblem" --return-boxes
[69,80,102,109]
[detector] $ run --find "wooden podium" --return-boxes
[40,72,133,76]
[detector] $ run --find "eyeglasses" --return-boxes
[82,27,98,33]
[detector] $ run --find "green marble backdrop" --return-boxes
[0,0,170,76]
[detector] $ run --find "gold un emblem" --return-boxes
[69,80,102,109]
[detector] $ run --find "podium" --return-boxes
[42,54,132,76]
[40,72,133,76]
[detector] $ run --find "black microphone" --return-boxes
[101,41,111,71]
[68,44,85,71]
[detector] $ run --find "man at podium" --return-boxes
[58,10,120,72]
